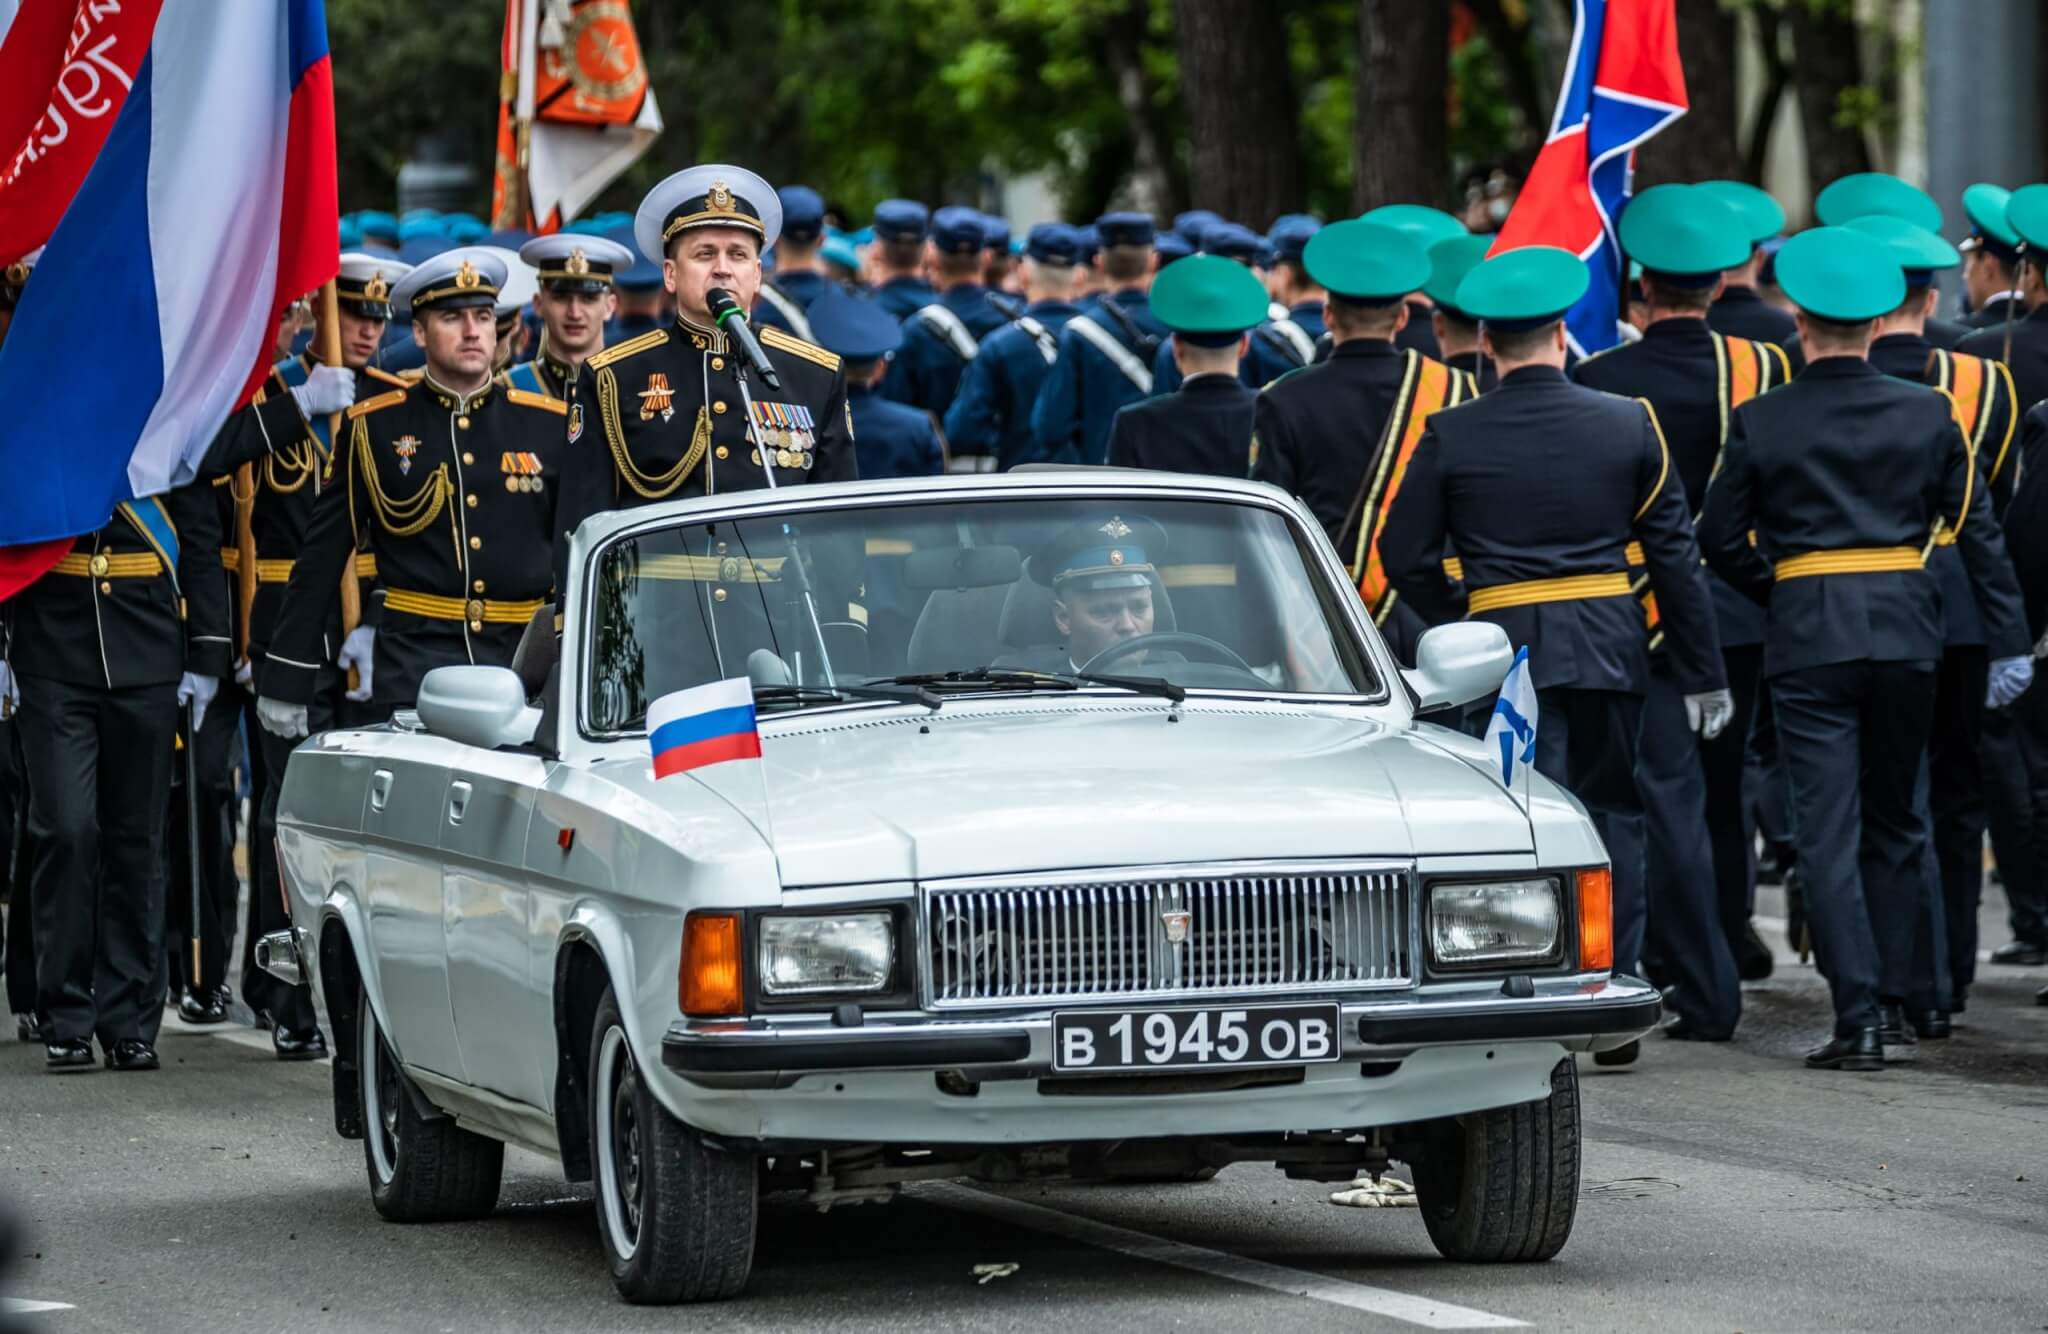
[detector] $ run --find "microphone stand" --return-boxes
[730,361,837,687]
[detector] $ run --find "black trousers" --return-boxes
[1637,665,1741,1032]
[1701,644,1764,939]
[1928,648,1988,996]
[1533,687,1647,978]
[1771,662,1936,1034]
[245,666,331,1034]
[1981,683,2048,947]
[1908,757,1953,1013]
[1,719,35,1019]
[15,674,178,1046]
[1748,673,1796,867]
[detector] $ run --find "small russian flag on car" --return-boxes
[647,678,761,778]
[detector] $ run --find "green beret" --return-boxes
[1619,183,1751,279]
[1422,235,1492,312]
[2006,183,2048,251]
[1359,204,1467,251]
[1304,219,1430,301]
[1842,215,1959,281]
[1150,253,1270,344]
[1961,183,2019,254]
[1813,171,1943,233]
[1772,226,1906,322]
[1454,246,1589,328]
[1694,180,1786,246]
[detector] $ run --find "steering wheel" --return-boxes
[1078,631,1256,676]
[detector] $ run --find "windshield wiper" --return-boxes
[752,681,943,710]
[1065,671,1187,703]
[866,668,1186,705]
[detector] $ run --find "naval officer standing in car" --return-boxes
[553,165,857,593]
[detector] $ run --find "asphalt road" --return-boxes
[3,890,2045,1333]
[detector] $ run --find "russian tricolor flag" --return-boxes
[0,0,337,593]
[1488,0,1686,355]
[649,678,763,779]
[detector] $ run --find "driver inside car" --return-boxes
[1004,514,1177,674]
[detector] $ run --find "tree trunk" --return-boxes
[1636,0,1743,186]
[1785,0,1872,193]
[1105,0,1172,216]
[1463,0,1550,147]
[1353,0,1450,209]
[1174,0,1302,226]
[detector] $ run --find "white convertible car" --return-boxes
[259,470,1657,1304]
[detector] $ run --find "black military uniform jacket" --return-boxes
[1965,294,2026,329]
[1957,304,2048,435]
[1707,285,1797,346]
[1442,349,1496,393]
[259,373,565,707]
[1379,366,1725,697]
[1105,373,1255,477]
[1394,302,1440,359]
[1698,356,2029,679]
[6,485,229,690]
[553,312,856,593]
[2002,400,2048,634]
[1251,340,1422,554]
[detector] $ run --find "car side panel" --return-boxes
[360,744,461,1079]
[442,748,548,1108]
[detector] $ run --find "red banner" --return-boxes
[0,0,163,266]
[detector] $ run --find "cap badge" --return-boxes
[639,372,675,422]
[565,247,590,276]
[392,435,420,476]
[1099,516,1133,540]
[363,273,389,302]
[455,260,480,291]
[709,180,735,212]
[1108,549,1124,565]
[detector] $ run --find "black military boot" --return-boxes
[1805,1027,1882,1071]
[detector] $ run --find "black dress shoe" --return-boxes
[1805,1028,1884,1071]
[1908,1010,1951,1040]
[1661,1018,1735,1042]
[1879,1004,1917,1059]
[44,1038,93,1071]
[1592,1039,1640,1067]
[104,1040,160,1072]
[14,1012,42,1043]
[272,1025,327,1062]
[1736,924,1775,981]
[178,989,229,1025]
[1988,940,2048,967]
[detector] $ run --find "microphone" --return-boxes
[705,287,782,391]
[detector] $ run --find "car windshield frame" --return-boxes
[571,478,1394,743]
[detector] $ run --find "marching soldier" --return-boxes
[605,225,669,344]
[1960,184,2028,330]
[553,165,857,593]
[1958,184,2048,432]
[1250,219,1474,664]
[1697,181,1798,347]
[1698,227,2031,1071]
[1106,254,1265,476]
[1027,214,1165,466]
[868,199,937,320]
[1814,172,1970,350]
[5,481,229,1071]
[1156,218,1323,393]
[1572,184,1789,1039]
[2001,398,2048,1006]
[1361,204,1468,361]
[1422,236,1494,391]
[1380,246,1729,1069]
[1,249,40,1043]
[884,205,1005,429]
[944,223,1085,472]
[753,185,830,339]
[809,287,944,479]
[508,233,635,400]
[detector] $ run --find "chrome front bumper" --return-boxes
[662,975,1660,1089]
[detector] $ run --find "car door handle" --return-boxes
[448,781,473,826]
[369,769,393,812]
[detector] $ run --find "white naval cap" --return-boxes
[335,252,412,318]
[480,245,539,319]
[634,164,781,263]
[518,233,636,290]
[390,245,507,317]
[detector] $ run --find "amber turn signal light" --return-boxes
[1576,868,1613,973]
[681,912,744,1016]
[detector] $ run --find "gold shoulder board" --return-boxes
[760,325,841,372]
[587,327,670,372]
[363,365,411,388]
[346,388,409,420]
[506,387,568,415]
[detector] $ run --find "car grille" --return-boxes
[921,862,1414,1009]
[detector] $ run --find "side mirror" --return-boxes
[1402,622,1513,714]
[417,666,541,749]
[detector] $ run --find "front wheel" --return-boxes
[1409,1056,1580,1262]
[358,983,504,1222]
[589,987,757,1304]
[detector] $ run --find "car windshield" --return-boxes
[582,494,1380,733]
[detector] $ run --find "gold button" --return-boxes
[466,494,479,508]
[463,452,475,465]
[712,400,727,415]
[457,416,471,430]
[89,553,110,576]
[469,620,484,632]
[473,579,486,593]
[466,598,486,621]
[714,446,729,460]
[100,581,113,594]
[712,587,727,603]
[711,357,725,370]
[469,536,482,550]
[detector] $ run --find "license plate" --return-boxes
[1052,1002,1343,1073]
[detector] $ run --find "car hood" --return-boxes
[600,698,1534,886]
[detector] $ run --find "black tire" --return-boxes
[589,986,756,1304]
[1410,1056,1580,1262]
[358,984,504,1222]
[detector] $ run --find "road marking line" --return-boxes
[922,1182,1525,1329]
[1,1298,77,1314]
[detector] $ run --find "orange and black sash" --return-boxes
[1928,348,2017,539]
[1347,351,1474,623]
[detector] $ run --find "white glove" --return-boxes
[176,672,219,733]
[289,364,355,418]
[337,625,375,703]
[0,661,18,718]
[1987,655,2035,710]
[234,657,254,687]
[256,694,309,739]
[1684,688,1735,741]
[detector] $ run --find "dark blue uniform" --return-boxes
[1381,366,1727,986]
[1105,373,1255,477]
[873,274,937,322]
[753,270,831,337]
[944,301,1079,472]
[883,282,1008,422]
[848,382,943,479]
[1027,288,1165,465]
[1708,285,1798,346]
[1698,356,2028,1037]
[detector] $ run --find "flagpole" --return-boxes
[316,280,363,692]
